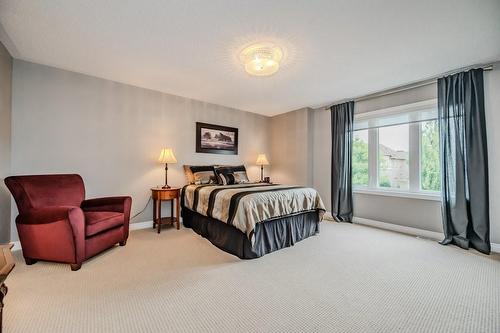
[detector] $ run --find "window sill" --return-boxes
[353,188,441,201]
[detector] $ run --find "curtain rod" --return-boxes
[322,64,494,110]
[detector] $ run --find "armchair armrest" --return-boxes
[81,196,132,213]
[16,206,83,225]
[81,196,132,241]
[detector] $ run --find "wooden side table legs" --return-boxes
[0,283,7,333]
[153,198,157,230]
[170,200,174,229]
[176,196,180,229]
[157,198,162,234]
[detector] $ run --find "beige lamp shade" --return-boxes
[256,154,269,166]
[158,148,177,164]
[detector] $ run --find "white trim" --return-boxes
[409,122,420,191]
[11,241,21,252]
[12,217,500,254]
[353,188,441,201]
[368,128,378,188]
[352,216,444,240]
[130,220,185,230]
[130,220,153,231]
[353,99,441,196]
[11,221,156,252]
[352,216,500,253]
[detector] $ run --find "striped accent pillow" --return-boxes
[214,165,249,184]
[219,173,236,185]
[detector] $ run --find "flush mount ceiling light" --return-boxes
[239,42,283,77]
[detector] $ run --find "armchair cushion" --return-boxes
[82,196,132,240]
[84,211,124,237]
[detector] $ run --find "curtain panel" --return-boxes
[331,101,354,222]
[438,68,490,254]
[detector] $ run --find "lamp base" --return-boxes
[161,185,171,189]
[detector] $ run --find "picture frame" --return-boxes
[196,122,238,155]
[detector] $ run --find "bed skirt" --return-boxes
[182,209,320,259]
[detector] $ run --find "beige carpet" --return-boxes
[4,222,500,333]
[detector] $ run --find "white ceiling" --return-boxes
[1,0,499,116]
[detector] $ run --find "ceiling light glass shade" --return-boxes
[239,42,283,76]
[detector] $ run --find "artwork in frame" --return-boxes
[196,122,239,155]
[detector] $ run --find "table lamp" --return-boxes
[256,154,270,182]
[158,148,177,189]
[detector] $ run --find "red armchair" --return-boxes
[5,174,132,271]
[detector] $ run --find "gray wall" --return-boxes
[278,68,500,244]
[270,108,314,186]
[352,194,442,233]
[10,60,271,241]
[8,58,500,244]
[0,41,12,243]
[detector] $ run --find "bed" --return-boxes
[181,182,326,259]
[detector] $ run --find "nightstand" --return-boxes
[151,187,180,233]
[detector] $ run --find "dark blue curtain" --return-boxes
[331,101,354,222]
[438,68,490,254]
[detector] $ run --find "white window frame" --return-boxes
[352,100,441,201]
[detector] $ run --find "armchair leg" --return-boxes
[70,263,82,271]
[119,240,127,246]
[24,258,37,265]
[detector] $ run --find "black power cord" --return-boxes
[131,197,152,220]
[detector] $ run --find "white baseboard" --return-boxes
[493,243,500,253]
[130,220,185,231]
[11,220,155,252]
[352,216,500,253]
[353,216,444,241]
[12,217,500,254]
[130,220,153,231]
[11,241,21,252]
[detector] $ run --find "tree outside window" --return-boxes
[421,120,440,191]
[352,130,369,186]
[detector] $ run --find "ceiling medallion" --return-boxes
[239,42,283,77]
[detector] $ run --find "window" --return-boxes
[352,130,369,186]
[352,100,440,198]
[378,124,409,190]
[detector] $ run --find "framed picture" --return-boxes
[196,122,238,155]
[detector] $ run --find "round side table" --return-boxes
[151,187,180,233]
